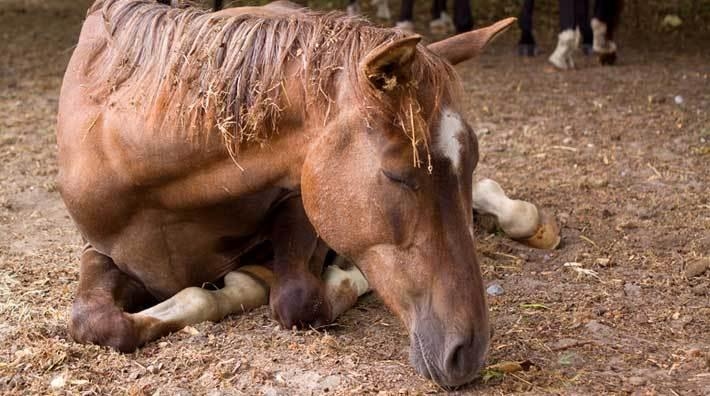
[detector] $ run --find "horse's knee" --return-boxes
[270,272,331,329]
[70,299,141,352]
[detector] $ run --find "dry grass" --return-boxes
[1,0,709,394]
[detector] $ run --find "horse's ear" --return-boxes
[362,35,422,91]
[428,17,516,65]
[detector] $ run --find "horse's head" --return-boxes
[301,19,515,387]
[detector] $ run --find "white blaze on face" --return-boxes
[437,108,464,173]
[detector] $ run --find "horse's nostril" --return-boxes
[444,336,485,379]
[447,343,467,372]
[445,339,469,373]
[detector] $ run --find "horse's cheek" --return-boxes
[300,136,383,257]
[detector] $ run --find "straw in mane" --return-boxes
[86,0,461,168]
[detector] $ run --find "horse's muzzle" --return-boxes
[409,315,489,387]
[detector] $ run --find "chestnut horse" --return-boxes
[57,0,513,387]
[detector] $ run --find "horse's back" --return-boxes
[56,2,291,297]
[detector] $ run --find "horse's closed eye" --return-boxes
[382,169,419,191]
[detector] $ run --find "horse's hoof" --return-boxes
[70,308,141,353]
[269,273,332,329]
[581,43,593,56]
[394,20,415,34]
[598,51,617,65]
[517,43,536,57]
[517,210,561,250]
[346,4,360,16]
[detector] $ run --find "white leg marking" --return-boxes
[134,269,269,330]
[371,0,391,20]
[591,18,616,54]
[471,178,539,239]
[548,29,576,69]
[346,3,360,16]
[323,261,370,321]
[437,108,464,172]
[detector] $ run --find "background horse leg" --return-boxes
[372,0,392,20]
[429,0,454,35]
[472,179,561,249]
[268,196,332,329]
[549,0,578,69]
[575,0,594,54]
[69,247,157,352]
[452,0,474,33]
[518,0,536,56]
[347,0,360,16]
[395,0,416,32]
[592,0,623,64]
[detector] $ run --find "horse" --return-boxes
[519,0,623,68]
[57,0,515,387]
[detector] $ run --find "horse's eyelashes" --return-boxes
[382,169,419,191]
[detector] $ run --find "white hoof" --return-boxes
[395,20,415,34]
[371,0,391,20]
[548,29,577,70]
[429,11,454,35]
[346,3,360,16]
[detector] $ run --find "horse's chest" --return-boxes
[107,190,285,297]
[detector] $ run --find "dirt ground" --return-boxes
[1,0,708,394]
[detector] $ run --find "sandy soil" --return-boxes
[1,0,708,394]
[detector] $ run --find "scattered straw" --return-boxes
[563,262,601,281]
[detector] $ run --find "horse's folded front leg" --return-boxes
[268,196,332,329]
[131,265,274,345]
[323,258,370,321]
[70,246,157,352]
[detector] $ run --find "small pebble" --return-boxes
[686,348,702,358]
[674,95,684,105]
[580,176,609,189]
[624,283,642,298]
[628,376,646,386]
[635,207,656,220]
[585,320,613,336]
[596,258,611,267]
[50,375,66,389]
[551,338,579,350]
[685,259,708,278]
[633,311,649,324]
[486,283,504,296]
[692,283,708,296]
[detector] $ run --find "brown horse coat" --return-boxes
[57,0,514,387]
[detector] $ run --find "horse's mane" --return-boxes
[88,0,460,165]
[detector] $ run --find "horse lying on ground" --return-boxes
[57,0,518,387]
